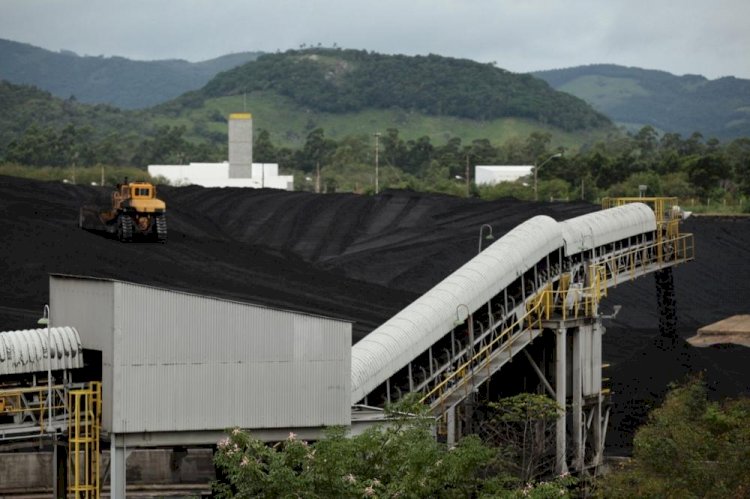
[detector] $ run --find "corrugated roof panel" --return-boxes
[351,215,561,402]
[0,327,84,375]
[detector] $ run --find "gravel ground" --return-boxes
[1,175,748,451]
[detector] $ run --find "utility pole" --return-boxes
[465,154,470,197]
[315,161,321,194]
[374,132,381,195]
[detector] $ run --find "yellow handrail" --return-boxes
[420,231,694,412]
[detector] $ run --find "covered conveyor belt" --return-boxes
[0,326,84,375]
[351,202,693,408]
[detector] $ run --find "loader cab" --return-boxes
[130,183,156,199]
[112,181,159,210]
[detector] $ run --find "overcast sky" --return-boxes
[2,0,748,79]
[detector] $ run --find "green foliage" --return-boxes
[0,38,260,109]
[212,393,583,498]
[1,70,748,210]
[200,49,611,131]
[536,64,750,140]
[0,163,155,186]
[487,394,561,483]
[479,180,533,201]
[598,377,750,498]
[213,418,496,498]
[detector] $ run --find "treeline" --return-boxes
[256,125,750,206]
[3,122,749,210]
[197,49,611,131]
[1,123,224,168]
[212,378,750,497]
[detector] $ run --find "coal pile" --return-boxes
[1,175,748,452]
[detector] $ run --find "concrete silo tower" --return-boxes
[228,113,253,178]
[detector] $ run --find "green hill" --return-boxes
[0,49,617,163]
[194,49,610,131]
[0,81,143,146]
[534,64,750,139]
[0,38,260,109]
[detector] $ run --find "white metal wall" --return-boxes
[50,276,115,428]
[50,275,351,434]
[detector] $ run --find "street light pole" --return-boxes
[38,305,60,498]
[374,132,381,195]
[534,152,563,202]
[38,305,52,431]
[478,224,495,327]
[478,224,494,254]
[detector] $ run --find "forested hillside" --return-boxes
[0,38,259,109]
[535,64,750,139]
[192,49,610,131]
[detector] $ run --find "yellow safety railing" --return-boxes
[0,384,67,433]
[601,197,679,225]
[598,233,694,287]
[68,381,102,499]
[420,298,546,409]
[420,254,658,415]
[420,216,694,417]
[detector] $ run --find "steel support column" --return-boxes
[110,436,126,499]
[447,406,456,446]
[592,320,604,467]
[555,324,568,474]
[572,326,584,471]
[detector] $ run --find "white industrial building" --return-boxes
[49,274,351,496]
[148,113,294,190]
[475,165,533,185]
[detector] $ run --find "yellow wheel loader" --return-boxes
[79,180,167,242]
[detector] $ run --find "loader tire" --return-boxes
[117,215,133,242]
[155,215,167,243]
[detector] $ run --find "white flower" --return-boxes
[288,431,297,441]
[240,456,250,467]
[232,427,241,436]
[363,485,375,497]
[344,473,357,484]
[217,438,230,449]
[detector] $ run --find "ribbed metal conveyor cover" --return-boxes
[350,215,561,403]
[0,326,84,375]
[560,203,656,255]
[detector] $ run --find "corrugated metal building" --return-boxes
[49,274,352,446]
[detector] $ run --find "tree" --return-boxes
[254,129,276,163]
[212,399,498,498]
[300,127,336,174]
[726,137,750,195]
[132,125,190,167]
[686,153,730,197]
[599,377,750,498]
[481,393,561,483]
